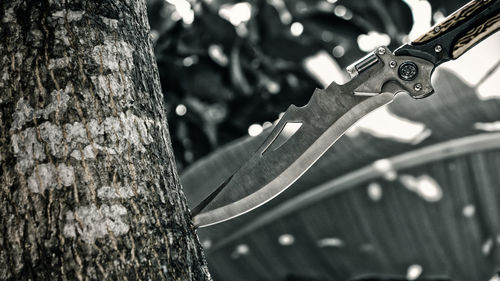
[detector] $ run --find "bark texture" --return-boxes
[0,1,211,280]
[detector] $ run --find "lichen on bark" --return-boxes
[0,0,211,280]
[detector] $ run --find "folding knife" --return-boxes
[192,0,500,227]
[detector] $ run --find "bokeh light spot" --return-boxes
[290,22,304,37]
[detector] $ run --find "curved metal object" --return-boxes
[352,47,435,99]
[193,90,395,227]
[193,47,435,227]
[207,132,500,252]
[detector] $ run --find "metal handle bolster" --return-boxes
[346,53,380,78]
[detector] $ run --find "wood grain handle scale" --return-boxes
[452,11,500,58]
[395,0,500,66]
[413,0,496,45]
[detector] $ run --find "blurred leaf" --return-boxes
[185,60,234,101]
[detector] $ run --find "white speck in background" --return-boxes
[482,237,494,256]
[367,182,383,201]
[403,0,432,41]
[202,239,212,249]
[219,2,252,26]
[400,174,443,202]
[290,22,304,37]
[175,104,187,116]
[474,121,500,132]
[332,45,345,58]
[166,0,194,24]
[462,204,475,218]
[406,264,423,280]
[346,105,431,145]
[373,158,398,181]
[231,244,250,259]
[317,237,344,248]
[208,44,229,66]
[248,124,263,136]
[357,31,391,52]
[278,234,295,246]
[334,5,346,17]
[303,50,348,87]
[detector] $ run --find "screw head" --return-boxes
[434,44,442,53]
[377,47,386,55]
[414,83,422,91]
[398,61,418,81]
[434,26,441,33]
[389,61,397,68]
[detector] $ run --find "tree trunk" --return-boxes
[0,1,211,280]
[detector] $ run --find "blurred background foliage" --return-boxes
[147,0,468,171]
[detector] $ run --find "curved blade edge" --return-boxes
[193,91,395,227]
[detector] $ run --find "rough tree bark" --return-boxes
[0,1,211,280]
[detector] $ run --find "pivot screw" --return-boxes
[434,44,442,53]
[389,61,397,68]
[398,61,418,81]
[434,26,441,33]
[377,47,386,55]
[414,83,422,91]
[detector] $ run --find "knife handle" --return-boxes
[450,7,500,58]
[395,0,500,65]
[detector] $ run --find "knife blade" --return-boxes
[193,0,500,227]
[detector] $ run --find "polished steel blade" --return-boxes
[193,93,393,227]
[193,47,435,227]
